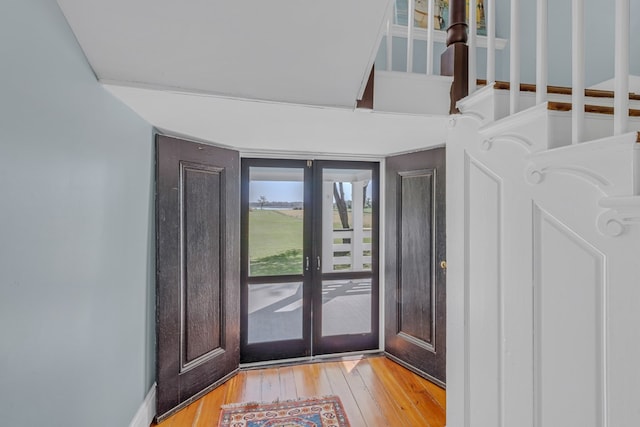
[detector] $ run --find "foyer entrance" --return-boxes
[240,159,380,363]
[154,135,445,420]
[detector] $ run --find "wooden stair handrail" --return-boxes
[547,101,640,117]
[476,79,640,100]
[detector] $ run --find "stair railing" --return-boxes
[385,0,439,75]
[485,0,631,143]
[468,0,497,94]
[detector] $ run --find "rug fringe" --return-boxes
[219,394,341,409]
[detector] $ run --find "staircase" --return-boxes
[416,1,640,426]
[446,53,640,427]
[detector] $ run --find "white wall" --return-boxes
[0,1,155,426]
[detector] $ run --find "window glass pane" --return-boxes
[248,282,303,344]
[321,279,372,337]
[395,0,408,26]
[322,168,372,272]
[249,167,304,276]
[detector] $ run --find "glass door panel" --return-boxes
[248,167,304,277]
[241,159,378,363]
[248,282,303,344]
[241,160,311,363]
[321,279,372,336]
[313,162,379,355]
[321,168,373,273]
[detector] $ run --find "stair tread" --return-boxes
[477,79,640,100]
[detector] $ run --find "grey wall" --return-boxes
[0,1,155,426]
[379,0,640,87]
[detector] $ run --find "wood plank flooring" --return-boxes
[154,356,445,427]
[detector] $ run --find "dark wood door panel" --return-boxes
[156,135,240,421]
[385,148,446,385]
[399,170,434,345]
[183,163,223,363]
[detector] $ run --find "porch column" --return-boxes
[322,181,334,273]
[440,0,468,113]
[352,180,366,271]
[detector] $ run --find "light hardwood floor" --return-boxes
[154,356,445,427]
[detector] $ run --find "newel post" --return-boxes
[441,0,469,113]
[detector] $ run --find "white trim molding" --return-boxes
[598,196,640,237]
[525,163,611,190]
[482,134,535,152]
[129,383,156,427]
[525,132,638,196]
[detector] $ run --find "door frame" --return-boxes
[240,158,313,363]
[239,158,380,363]
[311,160,380,356]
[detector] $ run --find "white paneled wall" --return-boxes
[447,113,640,426]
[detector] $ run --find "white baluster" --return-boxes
[322,182,334,273]
[386,1,395,72]
[487,0,496,83]
[469,0,477,93]
[572,0,585,144]
[386,17,393,71]
[407,0,414,73]
[614,0,630,135]
[352,181,365,271]
[510,0,520,114]
[536,0,548,104]
[426,0,435,75]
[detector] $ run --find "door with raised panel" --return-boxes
[155,135,240,421]
[384,147,446,386]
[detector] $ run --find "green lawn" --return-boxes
[248,208,372,276]
[249,210,303,276]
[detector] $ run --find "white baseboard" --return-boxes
[129,383,156,427]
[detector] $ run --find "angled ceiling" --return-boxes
[104,84,449,157]
[57,0,391,108]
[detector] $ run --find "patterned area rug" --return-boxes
[218,395,350,427]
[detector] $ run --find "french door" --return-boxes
[155,136,444,420]
[240,159,379,363]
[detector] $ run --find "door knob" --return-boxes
[440,260,447,270]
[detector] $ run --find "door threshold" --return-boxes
[239,349,384,370]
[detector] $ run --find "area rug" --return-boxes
[218,395,350,427]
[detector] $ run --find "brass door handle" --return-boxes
[440,260,447,270]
